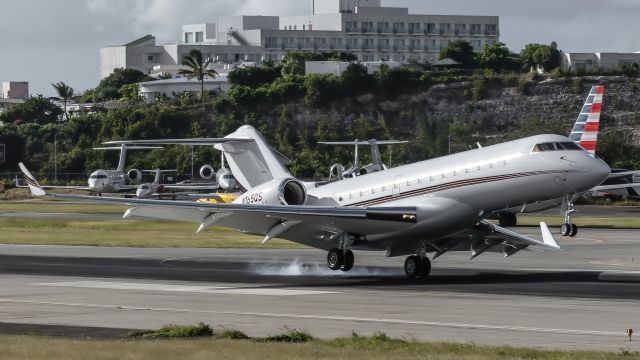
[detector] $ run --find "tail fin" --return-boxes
[214,125,293,189]
[18,162,47,197]
[569,85,604,154]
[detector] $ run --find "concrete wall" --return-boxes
[182,23,217,43]
[561,52,640,71]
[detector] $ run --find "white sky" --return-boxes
[1,0,639,96]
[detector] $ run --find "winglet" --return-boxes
[18,162,47,197]
[540,222,561,250]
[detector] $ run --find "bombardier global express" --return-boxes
[20,118,610,278]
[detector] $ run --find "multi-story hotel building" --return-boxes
[100,0,499,78]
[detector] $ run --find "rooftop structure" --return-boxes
[2,81,29,100]
[561,51,640,71]
[101,1,499,78]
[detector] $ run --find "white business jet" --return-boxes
[20,123,610,279]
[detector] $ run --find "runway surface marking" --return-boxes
[34,280,338,296]
[0,298,622,337]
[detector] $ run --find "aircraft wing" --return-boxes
[19,162,560,255]
[592,183,640,191]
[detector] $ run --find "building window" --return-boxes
[470,24,481,35]
[392,22,405,34]
[484,24,497,35]
[439,23,451,35]
[377,22,389,33]
[471,40,481,50]
[363,38,374,49]
[408,22,420,34]
[361,21,373,33]
[346,38,358,50]
[439,39,451,50]
[454,23,466,35]
[195,32,204,43]
[265,37,278,48]
[184,32,193,43]
[378,38,389,50]
[346,21,358,32]
[410,39,420,51]
[424,23,436,34]
[147,55,154,62]
[303,25,306,30]
[393,39,405,51]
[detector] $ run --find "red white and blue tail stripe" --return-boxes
[569,85,604,154]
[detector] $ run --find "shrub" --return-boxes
[133,323,214,338]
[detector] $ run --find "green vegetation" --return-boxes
[131,323,214,338]
[1,43,639,181]
[51,82,75,121]
[0,331,637,360]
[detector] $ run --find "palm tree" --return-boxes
[51,82,75,121]
[178,49,218,102]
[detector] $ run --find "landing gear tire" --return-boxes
[498,213,517,227]
[341,250,354,272]
[404,256,420,278]
[569,223,578,237]
[327,248,344,271]
[560,223,571,237]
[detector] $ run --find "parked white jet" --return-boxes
[20,124,610,278]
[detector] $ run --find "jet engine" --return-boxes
[239,178,307,206]
[127,169,142,182]
[200,165,215,180]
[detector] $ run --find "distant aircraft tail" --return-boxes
[18,162,46,197]
[569,85,604,154]
[215,125,293,190]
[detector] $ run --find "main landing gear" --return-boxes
[327,248,354,272]
[404,254,431,279]
[560,194,578,237]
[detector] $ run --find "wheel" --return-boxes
[419,257,431,279]
[569,223,578,237]
[404,255,420,278]
[327,248,344,271]
[498,213,517,227]
[341,250,354,272]
[560,223,571,237]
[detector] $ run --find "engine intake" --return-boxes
[200,165,215,180]
[128,169,142,182]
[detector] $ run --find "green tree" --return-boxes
[51,82,75,121]
[119,83,144,104]
[178,49,219,102]
[520,43,561,72]
[95,68,151,100]
[280,52,323,77]
[479,42,522,73]
[440,40,477,68]
[0,95,62,125]
[341,62,374,93]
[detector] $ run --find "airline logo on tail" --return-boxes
[569,85,604,154]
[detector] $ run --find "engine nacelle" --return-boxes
[127,169,142,182]
[238,178,307,206]
[200,165,215,180]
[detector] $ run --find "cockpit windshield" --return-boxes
[532,142,583,153]
[90,174,108,179]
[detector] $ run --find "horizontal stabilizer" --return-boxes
[103,138,253,146]
[93,146,163,151]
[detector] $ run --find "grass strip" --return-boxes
[0,328,637,360]
[0,218,305,248]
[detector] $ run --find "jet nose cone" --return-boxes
[593,157,611,183]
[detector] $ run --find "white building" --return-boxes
[561,51,640,71]
[101,0,499,78]
[2,81,28,100]
[138,75,230,103]
[305,60,403,75]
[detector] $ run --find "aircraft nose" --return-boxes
[591,156,611,183]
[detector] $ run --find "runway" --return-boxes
[0,227,639,351]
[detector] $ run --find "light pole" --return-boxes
[54,132,60,182]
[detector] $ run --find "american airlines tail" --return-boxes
[569,85,604,154]
[215,125,293,190]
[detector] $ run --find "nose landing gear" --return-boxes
[561,194,578,237]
